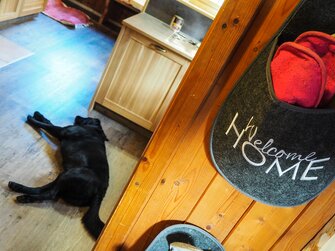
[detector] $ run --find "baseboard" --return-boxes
[93,103,152,139]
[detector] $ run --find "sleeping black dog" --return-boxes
[8,111,109,239]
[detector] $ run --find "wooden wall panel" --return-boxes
[303,214,335,250]
[94,0,264,249]
[223,203,306,250]
[122,145,217,249]
[187,176,253,241]
[184,0,302,246]
[272,181,335,250]
[92,0,334,250]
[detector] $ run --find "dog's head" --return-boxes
[74,116,101,126]
[74,116,108,141]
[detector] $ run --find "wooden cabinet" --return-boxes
[0,0,23,21]
[0,0,45,22]
[92,14,194,131]
[20,0,46,17]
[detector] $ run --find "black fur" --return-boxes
[8,111,109,239]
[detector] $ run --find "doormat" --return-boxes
[43,0,90,28]
[210,0,335,207]
[0,35,33,69]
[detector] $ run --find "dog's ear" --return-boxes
[100,130,109,142]
[94,126,108,142]
[95,120,108,141]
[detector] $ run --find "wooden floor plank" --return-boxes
[0,14,148,251]
[0,35,33,68]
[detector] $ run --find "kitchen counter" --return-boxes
[122,13,199,61]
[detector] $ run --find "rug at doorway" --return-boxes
[0,35,33,69]
[43,0,90,27]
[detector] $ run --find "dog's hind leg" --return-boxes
[82,194,104,239]
[8,179,59,203]
[8,179,58,194]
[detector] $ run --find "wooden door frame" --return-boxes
[94,0,311,250]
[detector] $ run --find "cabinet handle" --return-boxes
[150,44,167,53]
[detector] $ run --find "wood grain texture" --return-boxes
[96,0,334,249]
[184,0,303,247]
[303,215,335,251]
[95,27,189,131]
[0,0,23,21]
[223,203,306,250]
[272,181,335,250]
[186,175,253,242]
[0,0,45,22]
[94,0,264,249]
[0,14,148,251]
[20,0,46,17]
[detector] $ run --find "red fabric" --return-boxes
[43,0,90,26]
[271,31,335,108]
[271,41,326,108]
[295,31,335,106]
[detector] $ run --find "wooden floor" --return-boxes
[0,14,148,251]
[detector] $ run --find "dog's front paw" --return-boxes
[33,111,51,124]
[26,114,40,128]
[33,111,44,121]
[26,115,34,124]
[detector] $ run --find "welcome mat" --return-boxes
[0,35,33,69]
[210,0,335,207]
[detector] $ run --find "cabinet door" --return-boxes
[95,27,190,131]
[20,0,45,17]
[0,0,23,21]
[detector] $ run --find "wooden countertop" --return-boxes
[122,13,199,61]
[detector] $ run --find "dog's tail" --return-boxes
[82,194,105,239]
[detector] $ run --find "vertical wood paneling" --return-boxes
[186,176,253,241]
[223,203,306,250]
[95,0,334,250]
[121,129,217,250]
[271,181,335,250]
[0,0,23,21]
[20,0,45,17]
[0,0,46,21]
[97,27,189,131]
[94,0,265,249]
[177,0,303,247]
[1,0,21,13]
[303,215,335,250]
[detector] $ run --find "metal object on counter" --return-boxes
[170,15,184,32]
